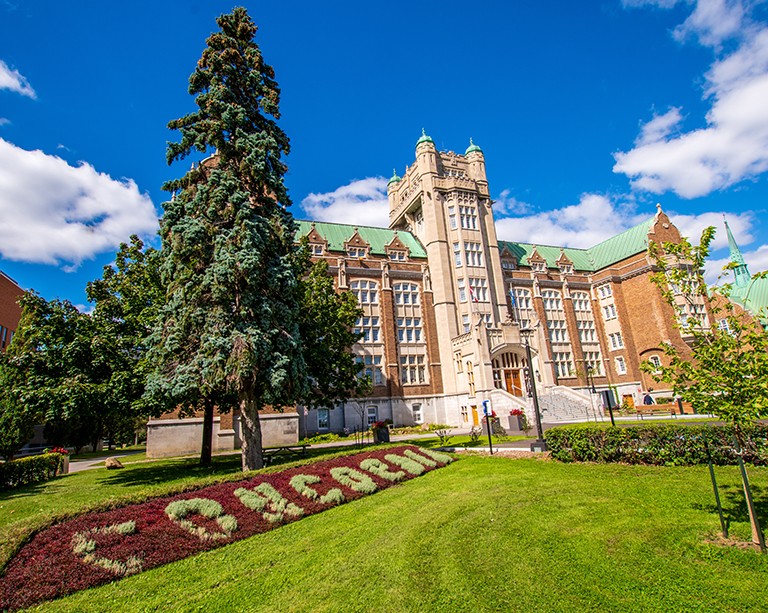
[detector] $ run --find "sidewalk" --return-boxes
[68,450,144,473]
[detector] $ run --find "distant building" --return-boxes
[147,132,714,455]
[722,218,767,327]
[0,271,23,352]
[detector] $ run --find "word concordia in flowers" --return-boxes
[0,446,453,611]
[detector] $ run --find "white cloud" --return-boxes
[493,189,534,216]
[494,193,644,248]
[615,1,768,198]
[300,177,390,228]
[0,59,36,99]
[0,138,158,267]
[669,209,753,248]
[707,243,768,283]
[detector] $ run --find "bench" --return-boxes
[261,444,310,465]
[636,406,677,419]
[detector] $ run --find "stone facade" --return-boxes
[147,133,707,454]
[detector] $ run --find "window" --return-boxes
[615,356,627,375]
[397,317,422,343]
[584,351,602,375]
[717,318,733,335]
[532,261,547,273]
[412,404,423,424]
[367,406,378,427]
[608,332,624,349]
[317,408,330,430]
[311,244,324,256]
[597,284,613,299]
[547,319,569,343]
[464,242,483,267]
[347,247,367,258]
[559,263,573,275]
[602,304,617,320]
[510,287,533,328]
[354,317,380,343]
[356,355,384,385]
[458,278,467,303]
[460,206,477,230]
[453,242,462,267]
[455,352,463,372]
[501,259,516,271]
[400,355,426,384]
[466,361,476,396]
[553,352,573,378]
[577,319,596,343]
[542,290,563,312]
[448,206,457,229]
[388,250,405,261]
[394,283,419,305]
[572,292,592,312]
[468,277,488,302]
[460,406,469,422]
[350,280,378,304]
[462,314,470,333]
[648,355,662,369]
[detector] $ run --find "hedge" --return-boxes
[0,453,65,490]
[545,423,768,466]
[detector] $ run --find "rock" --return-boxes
[105,457,124,470]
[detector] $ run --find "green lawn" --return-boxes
[4,452,767,612]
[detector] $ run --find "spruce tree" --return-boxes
[147,8,305,470]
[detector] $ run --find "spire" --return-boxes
[724,216,750,288]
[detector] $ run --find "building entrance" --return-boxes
[493,351,526,397]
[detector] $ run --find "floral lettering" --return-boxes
[164,498,238,541]
[234,482,304,523]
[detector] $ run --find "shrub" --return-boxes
[546,423,768,466]
[0,452,65,490]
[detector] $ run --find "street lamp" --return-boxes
[520,327,546,452]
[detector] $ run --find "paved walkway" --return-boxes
[68,450,144,473]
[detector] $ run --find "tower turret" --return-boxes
[724,217,750,288]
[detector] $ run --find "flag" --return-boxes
[469,286,479,303]
[509,289,516,307]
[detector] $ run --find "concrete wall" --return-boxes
[146,412,300,459]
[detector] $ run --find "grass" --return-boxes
[4,451,768,612]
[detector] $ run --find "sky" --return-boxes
[1,0,768,308]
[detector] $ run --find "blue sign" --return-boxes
[482,399,491,416]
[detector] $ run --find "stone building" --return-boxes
[147,132,710,455]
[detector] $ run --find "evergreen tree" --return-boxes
[147,8,304,470]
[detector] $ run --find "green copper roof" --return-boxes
[416,128,434,147]
[296,220,427,258]
[465,138,482,155]
[387,169,401,186]
[498,216,656,272]
[729,276,768,326]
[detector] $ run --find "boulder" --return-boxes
[104,457,124,470]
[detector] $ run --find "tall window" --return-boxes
[602,304,617,320]
[350,280,377,304]
[609,332,624,349]
[462,314,470,333]
[394,283,419,305]
[356,355,384,385]
[367,406,378,427]
[448,205,457,229]
[412,404,423,424]
[464,242,483,267]
[453,242,462,267]
[597,284,613,299]
[577,319,596,343]
[547,319,569,343]
[458,278,467,303]
[466,361,476,396]
[615,356,627,375]
[317,408,330,430]
[468,277,488,302]
[460,206,477,230]
[572,291,592,313]
[542,290,562,311]
[397,317,422,343]
[584,351,602,375]
[510,287,534,328]
[400,355,426,384]
[354,317,380,343]
[553,352,573,378]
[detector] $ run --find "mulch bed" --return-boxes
[0,445,452,611]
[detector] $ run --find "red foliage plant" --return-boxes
[0,445,453,611]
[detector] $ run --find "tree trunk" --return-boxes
[239,386,263,471]
[733,428,765,549]
[200,399,214,466]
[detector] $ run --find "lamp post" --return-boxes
[587,363,615,426]
[520,328,546,452]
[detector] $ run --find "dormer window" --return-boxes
[388,250,406,261]
[347,247,367,258]
[532,261,546,273]
[310,243,324,256]
[559,264,573,275]
[501,259,516,271]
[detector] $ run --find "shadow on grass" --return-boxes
[695,481,768,533]
[99,454,244,487]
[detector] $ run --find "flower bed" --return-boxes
[0,445,453,611]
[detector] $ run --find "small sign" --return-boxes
[482,399,491,416]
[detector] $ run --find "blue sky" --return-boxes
[1,0,767,307]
